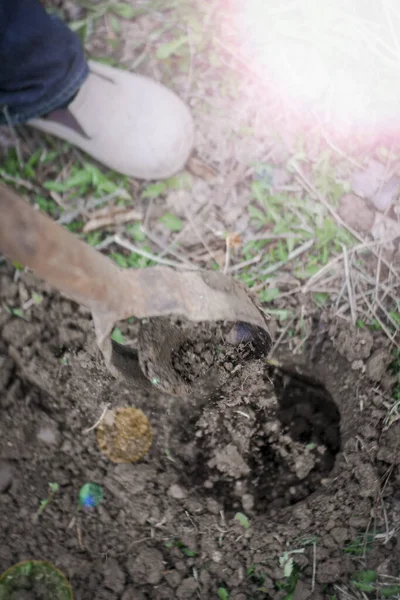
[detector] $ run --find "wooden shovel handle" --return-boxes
[0,183,127,314]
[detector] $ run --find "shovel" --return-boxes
[0,184,271,396]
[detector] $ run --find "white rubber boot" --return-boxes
[28,60,194,180]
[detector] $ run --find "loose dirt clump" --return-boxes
[0,266,399,600]
[170,321,263,383]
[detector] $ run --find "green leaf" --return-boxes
[156,35,188,60]
[381,585,400,597]
[181,547,196,557]
[351,570,376,584]
[217,588,229,600]
[111,252,129,268]
[142,182,167,199]
[48,482,59,493]
[127,222,146,242]
[111,327,125,344]
[109,14,120,33]
[352,582,375,592]
[160,212,183,232]
[234,512,250,529]
[283,557,294,578]
[248,204,266,224]
[258,288,279,303]
[32,292,43,305]
[12,308,24,318]
[13,261,24,272]
[110,2,136,18]
[166,172,192,190]
[267,308,292,321]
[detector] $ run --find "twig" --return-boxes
[2,106,23,167]
[303,237,400,291]
[293,162,400,280]
[141,226,196,268]
[83,403,110,434]
[360,290,399,345]
[223,241,231,274]
[58,190,128,225]
[228,253,262,273]
[0,169,35,191]
[311,540,317,592]
[114,235,197,269]
[254,239,315,282]
[182,202,219,263]
[342,244,357,325]
[244,232,302,243]
[95,234,117,250]
[269,311,299,355]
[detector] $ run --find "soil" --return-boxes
[1,265,399,600]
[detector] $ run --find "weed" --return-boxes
[111,327,125,344]
[246,566,271,597]
[351,570,400,598]
[69,1,144,44]
[343,533,375,557]
[165,537,196,558]
[279,549,305,578]
[275,562,301,600]
[160,212,183,233]
[217,587,229,600]
[233,512,250,529]
[5,305,24,319]
[36,482,59,518]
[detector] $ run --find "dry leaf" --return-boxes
[187,156,218,181]
[83,206,141,233]
[226,232,242,248]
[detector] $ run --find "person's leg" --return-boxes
[0,0,88,125]
[0,0,194,179]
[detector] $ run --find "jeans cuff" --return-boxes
[0,60,89,127]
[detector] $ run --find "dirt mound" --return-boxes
[0,266,399,600]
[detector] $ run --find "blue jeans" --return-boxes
[0,0,89,126]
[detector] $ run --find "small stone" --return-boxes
[36,421,60,446]
[242,493,254,511]
[0,460,12,493]
[351,359,365,371]
[168,484,187,500]
[330,527,349,545]
[212,551,222,563]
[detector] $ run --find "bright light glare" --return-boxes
[227,0,400,139]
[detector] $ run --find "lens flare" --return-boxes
[78,483,104,509]
[222,0,400,143]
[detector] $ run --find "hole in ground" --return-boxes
[176,363,341,514]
